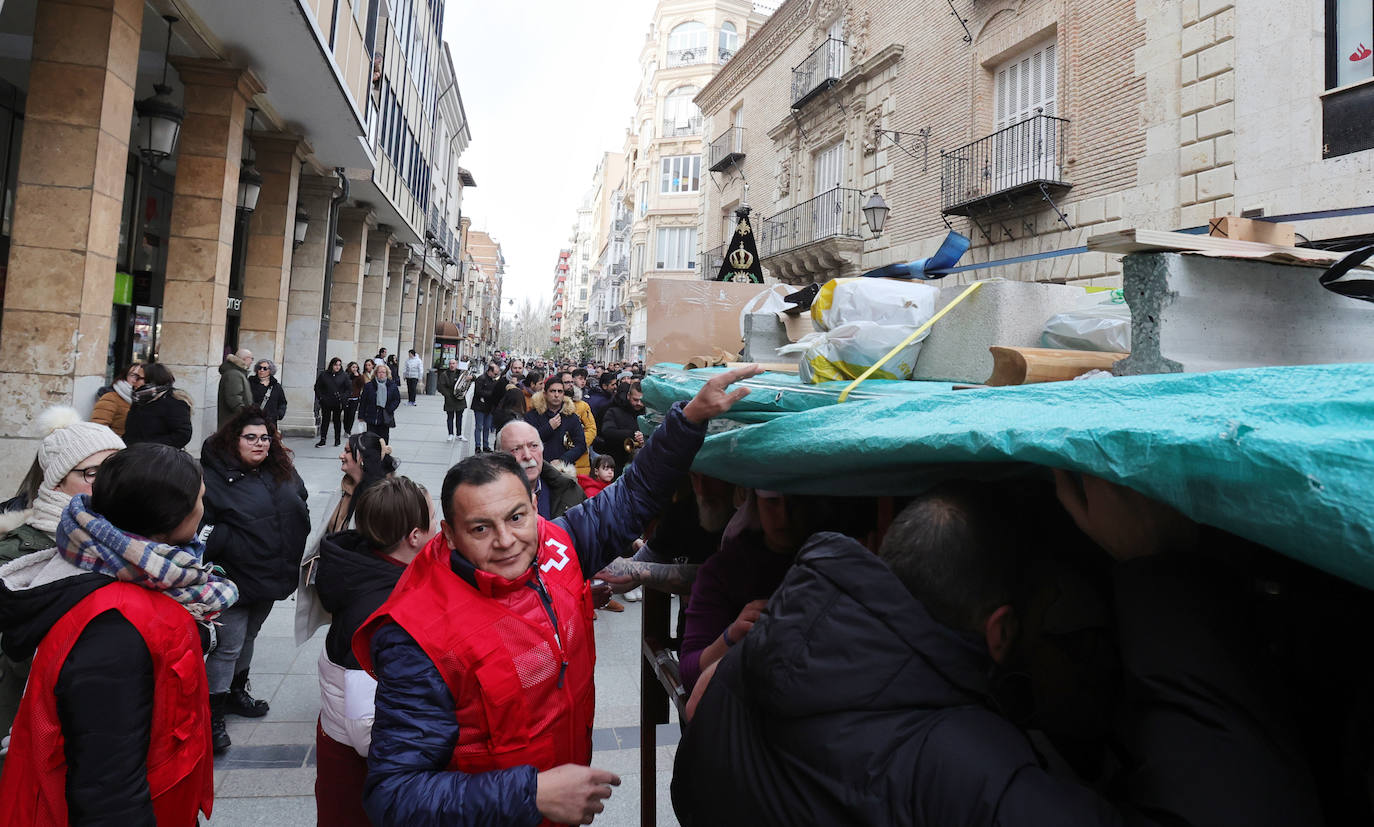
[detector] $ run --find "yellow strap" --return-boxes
[837,280,986,403]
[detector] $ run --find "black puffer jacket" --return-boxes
[315,368,351,409]
[250,377,288,425]
[123,388,193,449]
[673,534,1323,827]
[315,530,405,670]
[597,400,641,470]
[471,372,503,414]
[199,440,311,603]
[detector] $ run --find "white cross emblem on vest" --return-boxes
[540,537,571,573]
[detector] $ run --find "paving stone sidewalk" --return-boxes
[206,392,680,825]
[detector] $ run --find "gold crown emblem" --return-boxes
[728,244,754,270]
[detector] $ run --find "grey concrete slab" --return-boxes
[200,794,316,825]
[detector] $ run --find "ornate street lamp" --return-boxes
[293,208,310,249]
[333,234,345,264]
[862,191,890,238]
[134,16,184,164]
[236,108,263,213]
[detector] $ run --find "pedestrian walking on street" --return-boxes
[359,363,401,444]
[471,362,503,452]
[91,362,143,437]
[385,354,399,379]
[403,349,424,405]
[0,444,236,825]
[250,358,288,433]
[343,361,364,436]
[216,348,253,429]
[314,357,350,447]
[199,407,311,754]
[312,476,437,827]
[123,362,194,449]
[436,358,471,442]
[362,358,376,385]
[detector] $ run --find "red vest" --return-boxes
[355,518,597,777]
[0,582,214,825]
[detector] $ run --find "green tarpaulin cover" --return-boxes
[642,363,1374,589]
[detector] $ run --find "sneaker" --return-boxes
[446,434,455,442]
[623,587,643,603]
[458,435,468,442]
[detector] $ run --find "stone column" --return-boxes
[277,174,339,437]
[399,258,419,354]
[158,59,263,447]
[238,134,306,367]
[358,228,391,358]
[0,0,141,480]
[381,241,407,355]
[325,206,371,362]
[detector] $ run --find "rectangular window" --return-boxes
[655,227,697,270]
[991,40,1061,185]
[814,140,843,196]
[660,155,701,194]
[638,181,648,216]
[1329,0,1374,88]
[994,41,1057,130]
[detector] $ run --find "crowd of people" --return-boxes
[0,348,1366,827]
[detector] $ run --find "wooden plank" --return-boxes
[985,346,1128,386]
[1207,215,1296,246]
[1085,228,1351,263]
[727,361,799,374]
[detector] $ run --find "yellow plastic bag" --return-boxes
[811,278,940,331]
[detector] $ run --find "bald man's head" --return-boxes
[497,421,543,483]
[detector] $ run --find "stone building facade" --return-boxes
[695,0,1374,289]
[0,0,493,486]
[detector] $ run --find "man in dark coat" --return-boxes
[596,381,644,472]
[673,478,1322,827]
[355,366,761,826]
[470,362,505,453]
[217,349,253,429]
[587,371,616,426]
[524,377,585,467]
[496,420,585,520]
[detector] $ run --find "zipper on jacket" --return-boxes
[530,573,570,688]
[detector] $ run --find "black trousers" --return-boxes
[446,409,464,435]
[367,422,391,443]
[343,399,359,433]
[406,377,419,403]
[319,406,342,442]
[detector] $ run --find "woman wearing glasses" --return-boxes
[199,406,311,754]
[91,362,143,436]
[249,359,288,432]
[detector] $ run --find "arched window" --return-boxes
[662,86,702,136]
[668,21,709,65]
[719,22,739,62]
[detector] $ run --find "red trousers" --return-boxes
[315,718,373,826]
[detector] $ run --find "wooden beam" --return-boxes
[1085,228,1353,264]
[985,346,1127,386]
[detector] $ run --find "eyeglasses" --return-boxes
[240,434,273,445]
[256,365,270,372]
[68,465,100,482]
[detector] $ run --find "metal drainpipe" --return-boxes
[316,167,349,370]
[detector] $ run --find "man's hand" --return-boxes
[536,764,620,825]
[550,414,562,429]
[631,431,645,447]
[1053,470,1199,561]
[682,364,764,425]
[726,599,768,645]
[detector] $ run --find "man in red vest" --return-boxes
[354,365,761,825]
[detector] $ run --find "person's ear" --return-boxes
[984,605,1018,664]
[440,519,457,550]
[406,526,425,550]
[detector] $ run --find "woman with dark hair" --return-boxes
[491,379,529,434]
[358,362,401,443]
[315,356,350,448]
[199,406,311,753]
[294,431,398,645]
[123,362,194,449]
[343,361,364,436]
[249,358,288,431]
[0,444,236,825]
[312,476,436,826]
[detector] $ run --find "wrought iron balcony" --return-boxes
[667,46,710,67]
[760,187,864,258]
[940,113,1071,216]
[661,116,704,138]
[719,48,736,64]
[613,216,630,234]
[792,38,847,109]
[701,243,727,278]
[708,126,746,172]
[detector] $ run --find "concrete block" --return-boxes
[1115,253,1374,376]
[913,280,1089,383]
[742,313,801,364]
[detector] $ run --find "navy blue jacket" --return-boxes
[363,401,706,826]
[672,534,1322,827]
[358,378,402,428]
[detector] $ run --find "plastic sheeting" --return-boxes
[642,363,1374,588]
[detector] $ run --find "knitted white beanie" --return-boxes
[36,406,126,489]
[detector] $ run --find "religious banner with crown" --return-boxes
[715,206,765,284]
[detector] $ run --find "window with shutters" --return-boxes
[992,41,1060,188]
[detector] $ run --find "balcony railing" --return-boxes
[792,38,847,109]
[667,46,710,67]
[701,243,727,278]
[661,116,704,138]
[613,216,630,234]
[940,113,1070,216]
[760,187,864,258]
[719,48,736,64]
[708,126,746,172]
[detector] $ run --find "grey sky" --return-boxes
[444,1,653,314]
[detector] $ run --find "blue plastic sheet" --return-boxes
[642,363,1374,588]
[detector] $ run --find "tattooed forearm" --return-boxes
[597,559,700,594]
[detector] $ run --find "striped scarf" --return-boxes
[56,495,239,620]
